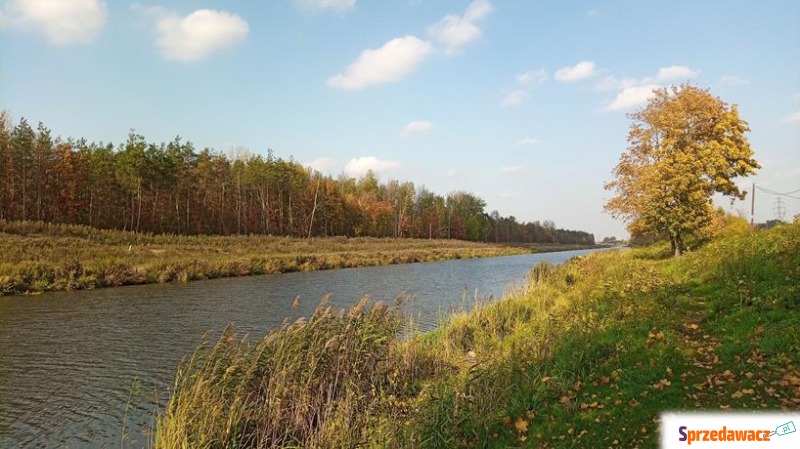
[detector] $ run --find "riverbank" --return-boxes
[0,220,593,296]
[155,221,799,448]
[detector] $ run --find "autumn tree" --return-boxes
[604,84,760,256]
[0,110,595,245]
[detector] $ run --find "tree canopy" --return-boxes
[604,85,760,256]
[0,111,595,245]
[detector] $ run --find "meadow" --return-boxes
[0,220,541,296]
[154,219,800,448]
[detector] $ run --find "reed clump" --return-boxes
[155,296,448,448]
[155,221,800,448]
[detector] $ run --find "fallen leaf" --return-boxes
[652,379,672,390]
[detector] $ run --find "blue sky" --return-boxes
[1,0,799,239]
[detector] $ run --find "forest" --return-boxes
[0,113,594,245]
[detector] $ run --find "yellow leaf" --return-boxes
[514,418,529,433]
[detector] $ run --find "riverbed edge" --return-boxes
[0,225,601,296]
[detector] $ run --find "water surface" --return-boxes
[0,249,597,448]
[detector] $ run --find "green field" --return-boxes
[154,220,800,448]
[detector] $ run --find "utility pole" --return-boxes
[750,182,755,228]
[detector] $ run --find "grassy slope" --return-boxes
[0,220,538,296]
[154,222,800,448]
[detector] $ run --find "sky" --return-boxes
[1,0,799,239]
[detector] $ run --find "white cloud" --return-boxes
[344,156,400,176]
[400,120,434,137]
[718,75,747,87]
[1,0,107,45]
[502,89,530,107]
[516,69,547,86]
[296,0,355,12]
[515,138,539,147]
[308,157,337,172]
[554,60,596,82]
[597,65,698,91]
[446,168,458,177]
[597,65,699,112]
[499,165,524,173]
[327,36,432,89]
[605,84,660,111]
[781,111,800,124]
[428,0,493,55]
[595,75,638,91]
[151,9,249,62]
[654,65,698,81]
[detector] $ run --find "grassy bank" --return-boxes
[0,220,555,296]
[154,220,799,448]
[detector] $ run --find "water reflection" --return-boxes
[0,249,596,448]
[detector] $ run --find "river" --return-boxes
[0,249,597,448]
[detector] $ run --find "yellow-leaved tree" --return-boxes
[605,84,760,256]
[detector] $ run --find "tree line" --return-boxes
[0,112,594,245]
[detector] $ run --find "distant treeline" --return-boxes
[0,113,594,244]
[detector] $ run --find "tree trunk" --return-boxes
[307,178,320,238]
[671,234,683,257]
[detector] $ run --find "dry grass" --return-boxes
[0,219,537,296]
[155,296,447,448]
[154,222,800,448]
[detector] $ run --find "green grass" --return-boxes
[154,221,800,448]
[0,219,545,296]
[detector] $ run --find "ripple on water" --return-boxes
[0,249,599,447]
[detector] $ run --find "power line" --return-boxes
[756,186,800,201]
[759,187,800,196]
[749,184,799,227]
